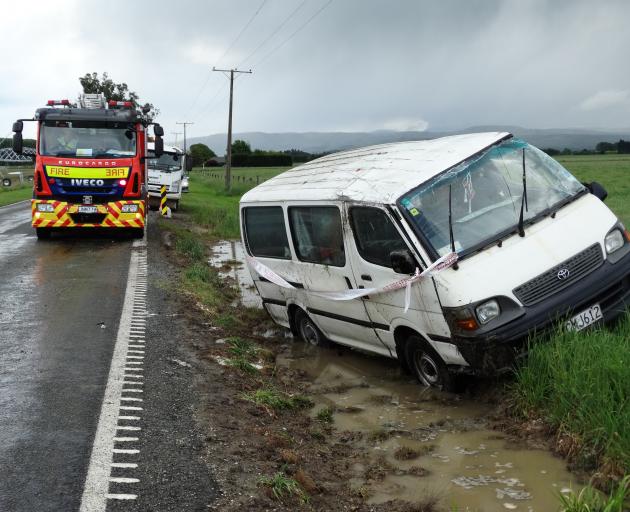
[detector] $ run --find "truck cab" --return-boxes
[146,143,191,211]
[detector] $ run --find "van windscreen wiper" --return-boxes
[448,183,459,270]
[518,148,528,237]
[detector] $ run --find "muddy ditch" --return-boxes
[168,235,588,511]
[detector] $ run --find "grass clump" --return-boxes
[512,316,630,473]
[175,231,205,260]
[258,472,308,503]
[557,476,629,512]
[242,388,313,411]
[225,337,260,373]
[316,406,334,424]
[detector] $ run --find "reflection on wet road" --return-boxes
[279,342,580,511]
[0,201,134,511]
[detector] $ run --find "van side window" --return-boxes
[243,206,291,259]
[289,206,345,267]
[350,207,408,268]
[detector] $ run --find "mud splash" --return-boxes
[279,342,581,511]
[208,240,261,308]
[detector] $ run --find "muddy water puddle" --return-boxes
[208,240,261,308]
[279,343,581,511]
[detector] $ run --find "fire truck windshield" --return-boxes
[40,120,137,158]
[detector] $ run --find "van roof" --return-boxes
[240,132,511,204]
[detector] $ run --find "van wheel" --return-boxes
[295,310,327,347]
[36,228,51,240]
[405,335,453,391]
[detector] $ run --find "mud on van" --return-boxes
[240,132,630,389]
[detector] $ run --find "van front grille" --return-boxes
[513,243,604,306]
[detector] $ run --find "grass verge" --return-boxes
[0,186,31,207]
[510,316,630,486]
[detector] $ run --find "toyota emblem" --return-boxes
[557,268,570,280]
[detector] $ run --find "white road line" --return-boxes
[109,477,140,484]
[120,397,143,402]
[119,406,143,411]
[105,493,137,500]
[113,437,139,442]
[118,416,141,420]
[79,239,146,512]
[111,463,138,469]
[117,426,141,431]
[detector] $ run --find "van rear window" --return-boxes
[243,206,291,259]
[289,206,345,267]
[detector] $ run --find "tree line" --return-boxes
[189,139,328,167]
[543,140,630,156]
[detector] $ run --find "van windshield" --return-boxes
[398,139,586,258]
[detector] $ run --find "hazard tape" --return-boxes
[247,251,458,312]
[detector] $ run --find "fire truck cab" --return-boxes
[11,94,164,239]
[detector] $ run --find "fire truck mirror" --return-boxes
[154,136,164,157]
[153,124,164,137]
[12,132,23,155]
[12,121,23,133]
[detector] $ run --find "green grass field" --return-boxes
[0,186,31,207]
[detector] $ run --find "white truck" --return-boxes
[147,142,192,211]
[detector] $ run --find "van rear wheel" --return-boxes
[405,335,453,391]
[295,310,327,347]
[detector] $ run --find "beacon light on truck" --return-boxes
[47,99,71,106]
[108,100,133,108]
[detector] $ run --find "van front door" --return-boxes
[287,205,386,355]
[345,206,447,353]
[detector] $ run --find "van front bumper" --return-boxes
[32,199,145,228]
[451,248,630,375]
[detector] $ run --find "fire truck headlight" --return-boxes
[36,203,55,213]
[121,204,139,213]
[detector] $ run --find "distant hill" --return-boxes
[183,126,630,155]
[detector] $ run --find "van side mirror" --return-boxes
[154,136,164,158]
[390,249,416,274]
[153,123,164,137]
[185,155,193,172]
[12,132,23,155]
[585,181,607,202]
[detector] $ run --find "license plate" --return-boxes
[565,304,602,332]
[78,205,98,213]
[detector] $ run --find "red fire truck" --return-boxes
[11,94,164,239]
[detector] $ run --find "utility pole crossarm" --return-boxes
[212,67,252,192]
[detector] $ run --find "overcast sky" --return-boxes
[2,0,629,140]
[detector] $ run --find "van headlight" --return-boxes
[605,229,625,254]
[475,299,501,325]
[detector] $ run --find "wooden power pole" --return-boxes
[212,67,252,192]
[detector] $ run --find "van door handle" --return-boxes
[361,274,372,281]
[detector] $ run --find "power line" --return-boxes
[253,0,333,68]
[238,0,309,68]
[216,0,268,67]
[184,0,267,118]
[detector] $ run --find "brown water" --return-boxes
[279,343,581,511]
[208,240,261,308]
[212,240,582,510]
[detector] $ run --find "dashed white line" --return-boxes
[109,477,140,484]
[111,463,138,469]
[105,493,137,500]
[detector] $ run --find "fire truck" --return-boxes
[11,94,165,239]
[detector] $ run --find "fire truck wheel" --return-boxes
[130,227,145,239]
[36,228,51,240]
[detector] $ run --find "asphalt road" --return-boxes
[0,201,216,511]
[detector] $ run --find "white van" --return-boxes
[240,132,630,389]
[147,143,192,211]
